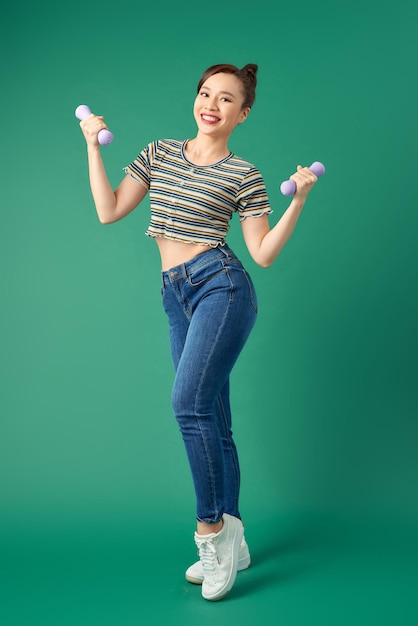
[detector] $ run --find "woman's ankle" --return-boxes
[197,518,223,535]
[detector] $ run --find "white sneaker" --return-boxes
[193,513,244,601]
[185,536,251,584]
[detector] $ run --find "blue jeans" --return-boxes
[161,244,258,524]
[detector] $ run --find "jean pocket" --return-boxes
[224,265,258,314]
[242,268,258,313]
[188,260,227,287]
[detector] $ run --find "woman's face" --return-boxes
[193,72,250,139]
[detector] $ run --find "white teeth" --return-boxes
[202,115,219,122]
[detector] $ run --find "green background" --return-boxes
[1,0,417,624]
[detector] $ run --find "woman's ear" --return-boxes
[239,107,251,123]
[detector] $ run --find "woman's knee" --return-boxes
[171,378,195,418]
[171,377,214,419]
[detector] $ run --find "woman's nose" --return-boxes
[206,98,218,110]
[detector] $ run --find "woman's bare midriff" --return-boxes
[156,237,213,271]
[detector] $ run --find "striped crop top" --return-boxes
[124,139,272,247]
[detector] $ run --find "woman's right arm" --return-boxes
[81,114,148,224]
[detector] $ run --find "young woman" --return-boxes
[79,63,317,601]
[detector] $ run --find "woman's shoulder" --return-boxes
[136,138,184,165]
[148,138,183,150]
[225,152,260,175]
[146,138,184,158]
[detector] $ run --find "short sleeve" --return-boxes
[236,167,273,220]
[123,141,158,189]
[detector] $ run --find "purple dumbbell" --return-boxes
[280,161,325,196]
[75,104,114,145]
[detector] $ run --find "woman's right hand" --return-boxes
[79,114,109,146]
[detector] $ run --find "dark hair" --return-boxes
[197,63,258,109]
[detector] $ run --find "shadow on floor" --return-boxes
[231,511,352,599]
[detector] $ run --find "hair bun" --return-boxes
[243,63,258,77]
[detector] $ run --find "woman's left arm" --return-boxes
[241,166,317,267]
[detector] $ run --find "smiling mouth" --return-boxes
[201,114,221,124]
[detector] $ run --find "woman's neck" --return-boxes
[184,135,231,166]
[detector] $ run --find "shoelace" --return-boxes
[196,538,219,574]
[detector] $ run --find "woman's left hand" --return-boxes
[290,165,318,199]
